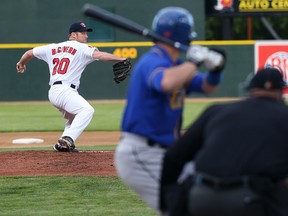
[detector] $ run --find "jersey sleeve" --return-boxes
[147,59,171,93]
[82,45,97,63]
[186,73,205,93]
[147,67,166,93]
[33,44,52,62]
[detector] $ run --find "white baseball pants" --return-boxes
[48,84,94,141]
[115,132,195,214]
[115,132,165,213]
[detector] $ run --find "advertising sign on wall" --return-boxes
[206,0,288,16]
[254,41,288,93]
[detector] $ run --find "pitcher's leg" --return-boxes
[60,92,94,141]
[49,87,94,151]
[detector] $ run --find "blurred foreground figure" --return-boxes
[115,6,226,214]
[161,68,288,216]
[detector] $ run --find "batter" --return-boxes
[115,7,226,213]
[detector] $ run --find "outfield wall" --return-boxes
[0,0,255,101]
[1,41,254,101]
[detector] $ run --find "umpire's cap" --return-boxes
[69,22,93,34]
[247,68,286,90]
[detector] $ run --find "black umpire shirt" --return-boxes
[162,97,288,185]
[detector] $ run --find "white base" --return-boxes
[12,138,44,144]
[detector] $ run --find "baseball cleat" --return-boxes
[70,148,79,153]
[58,136,78,152]
[53,143,69,152]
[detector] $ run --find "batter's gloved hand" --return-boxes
[186,45,209,66]
[204,48,226,73]
[113,58,132,84]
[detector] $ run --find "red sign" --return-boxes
[206,0,288,16]
[255,41,288,93]
[214,0,234,11]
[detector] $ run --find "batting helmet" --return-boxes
[152,7,196,46]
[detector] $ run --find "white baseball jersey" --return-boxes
[33,40,98,87]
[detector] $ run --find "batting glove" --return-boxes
[186,45,209,66]
[204,48,226,73]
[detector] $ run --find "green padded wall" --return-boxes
[1,44,254,101]
[0,1,254,101]
[0,0,205,43]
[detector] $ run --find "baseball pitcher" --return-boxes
[16,22,132,152]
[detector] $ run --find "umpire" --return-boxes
[160,67,288,216]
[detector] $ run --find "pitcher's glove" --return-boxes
[113,58,132,84]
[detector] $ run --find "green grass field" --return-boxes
[0,100,215,132]
[0,176,155,216]
[0,99,227,216]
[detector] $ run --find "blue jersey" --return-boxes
[121,45,205,147]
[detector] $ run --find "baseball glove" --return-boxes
[113,58,132,84]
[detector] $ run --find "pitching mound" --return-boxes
[0,131,120,177]
[0,150,116,176]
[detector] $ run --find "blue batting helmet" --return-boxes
[152,7,196,46]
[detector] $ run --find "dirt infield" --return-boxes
[0,98,240,177]
[0,131,120,177]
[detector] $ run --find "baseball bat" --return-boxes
[82,3,189,52]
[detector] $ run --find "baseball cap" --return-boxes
[69,22,93,34]
[247,67,286,90]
